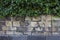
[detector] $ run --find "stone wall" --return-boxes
[0,15,60,35]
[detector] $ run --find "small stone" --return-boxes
[6,31,14,35]
[52,27,56,32]
[39,22,45,27]
[52,32,59,35]
[0,31,5,35]
[6,21,12,27]
[46,15,51,20]
[24,32,31,35]
[2,26,9,30]
[0,22,5,26]
[41,15,46,20]
[45,22,51,27]
[58,28,60,31]
[45,27,49,31]
[44,32,48,35]
[14,32,23,35]
[28,27,33,31]
[13,21,20,27]
[25,17,31,21]
[32,17,41,21]
[30,22,38,27]
[35,27,42,31]
[10,27,17,31]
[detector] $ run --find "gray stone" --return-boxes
[0,31,5,35]
[29,22,38,27]
[10,27,17,31]
[25,17,32,21]
[2,26,9,31]
[27,27,33,31]
[32,17,41,21]
[16,27,27,32]
[38,22,45,27]
[6,31,14,35]
[6,21,12,27]
[13,21,20,27]
[24,32,31,35]
[35,27,43,31]
[52,32,59,35]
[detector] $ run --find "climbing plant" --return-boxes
[0,0,60,18]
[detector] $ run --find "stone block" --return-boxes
[35,27,43,31]
[32,33,43,35]
[25,17,32,21]
[44,32,49,35]
[46,15,51,20]
[24,32,31,35]
[0,25,2,31]
[41,15,46,20]
[41,15,51,21]
[0,22,5,26]
[16,27,27,32]
[52,32,59,35]
[32,17,41,21]
[13,21,20,27]
[6,31,14,35]
[44,22,51,27]
[0,31,5,35]
[39,22,51,27]
[10,27,17,31]
[30,22,38,27]
[28,27,33,31]
[39,22,45,27]
[2,26,17,31]
[57,28,60,31]
[0,22,5,31]
[13,32,23,35]
[6,21,12,27]
[52,27,56,32]
[45,27,49,31]
[2,26,9,30]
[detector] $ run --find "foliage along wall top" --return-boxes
[0,0,60,17]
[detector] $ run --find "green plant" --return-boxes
[0,0,60,18]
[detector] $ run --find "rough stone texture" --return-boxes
[10,27,17,31]
[32,17,41,21]
[13,21,20,27]
[27,27,33,31]
[38,22,45,27]
[2,26,9,31]
[0,15,60,35]
[6,21,12,27]
[29,22,38,27]
[25,17,32,21]
[6,31,14,35]
[0,22,5,31]
[0,31,5,35]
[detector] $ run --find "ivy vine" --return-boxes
[0,0,60,18]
